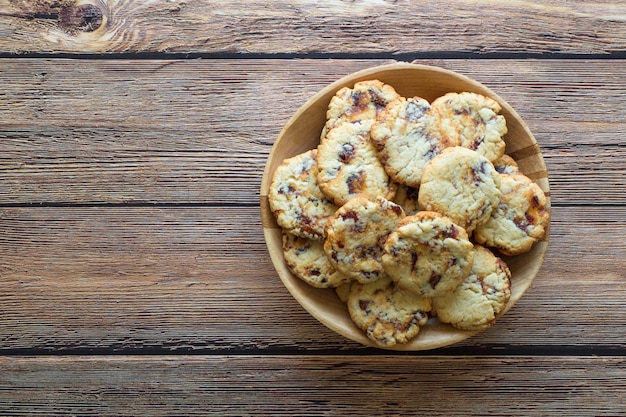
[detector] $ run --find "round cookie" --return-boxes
[431,92,507,162]
[282,232,351,288]
[382,211,475,297]
[325,195,405,283]
[418,146,502,234]
[493,154,521,175]
[433,245,511,331]
[317,120,397,206]
[474,173,550,256]
[370,97,458,187]
[321,79,400,139]
[269,149,339,240]
[347,274,432,347]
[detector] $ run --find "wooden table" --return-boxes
[1,1,625,415]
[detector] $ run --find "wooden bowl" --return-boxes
[260,63,550,350]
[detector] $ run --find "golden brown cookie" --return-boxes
[382,211,474,297]
[269,149,339,240]
[325,195,405,283]
[433,245,511,331]
[347,274,432,347]
[282,232,351,288]
[418,147,501,234]
[370,97,458,187]
[431,92,507,162]
[317,120,397,206]
[473,173,550,256]
[321,80,400,139]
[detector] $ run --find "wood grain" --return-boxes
[1,0,626,55]
[0,355,624,416]
[0,205,623,352]
[1,0,624,413]
[1,59,624,205]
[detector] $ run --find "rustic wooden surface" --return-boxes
[2,0,626,55]
[1,356,624,416]
[1,0,625,415]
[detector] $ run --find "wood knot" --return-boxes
[60,4,103,32]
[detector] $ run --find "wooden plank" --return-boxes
[1,0,626,55]
[1,58,625,205]
[0,205,624,352]
[0,355,624,416]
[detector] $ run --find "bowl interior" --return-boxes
[260,63,550,350]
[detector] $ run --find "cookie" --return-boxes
[282,232,351,288]
[392,184,421,216]
[317,120,397,206]
[418,147,502,234]
[325,195,405,283]
[382,211,475,297]
[473,173,550,256]
[370,97,458,187]
[321,80,400,139]
[347,274,432,347]
[493,154,521,175]
[433,245,511,331]
[269,149,339,240]
[431,92,507,162]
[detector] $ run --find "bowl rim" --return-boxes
[260,62,551,350]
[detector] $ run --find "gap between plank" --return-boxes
[2,51,626,60]
[1,345,624,357]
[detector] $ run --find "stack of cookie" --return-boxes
[269,80,550,348]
